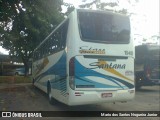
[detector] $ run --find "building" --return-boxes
[0,53,24,76]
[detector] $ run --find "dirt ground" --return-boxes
[0,81,159,120]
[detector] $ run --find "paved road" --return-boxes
[0,83,159,120]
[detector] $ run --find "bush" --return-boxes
[0,76,32,84]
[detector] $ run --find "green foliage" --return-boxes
[79,0,118,9]
[79,0,132,15]
[0,0,64,74]
[63,2,75,16]
[0,76,31,84]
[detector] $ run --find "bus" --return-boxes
[135,44,160,89]
[32,9,135,106]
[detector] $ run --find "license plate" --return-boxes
[101,93,112,98]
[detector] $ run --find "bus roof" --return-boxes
[136,44,160,51]
[77,8,129,17]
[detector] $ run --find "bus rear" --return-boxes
[135,45,160,88]
[67,9,135,105]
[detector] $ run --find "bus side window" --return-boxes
[48,38,52,55]
[56,30,61,50]
[50,34,56,53]
[61,20,69,49]
[37,49,40,60]
[43,42,48,57]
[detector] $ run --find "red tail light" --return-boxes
[69,57,75,90]
[146,66,151,78]
[69,57,75,76]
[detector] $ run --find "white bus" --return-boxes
[32,9,135,106]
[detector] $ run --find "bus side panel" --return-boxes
[32,51,68,104]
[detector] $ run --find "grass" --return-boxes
[0,76,32,84]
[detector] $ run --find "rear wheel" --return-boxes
[47,82,54,104]
[32,79,35,85]
[135,84,141,90]
[15,72,19,76]
[135,73,143,90]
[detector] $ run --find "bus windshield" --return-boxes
[78,10,130,44]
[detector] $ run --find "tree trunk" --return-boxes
[22,57,29,76]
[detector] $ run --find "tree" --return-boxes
[0,0,64,75]
[63,2,75,16]
[78,0,138,15]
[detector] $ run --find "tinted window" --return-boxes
[78,11,130,44]
[148,46,160,60]
[33,19,69,61]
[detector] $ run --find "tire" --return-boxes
[15,72,19,76]
[32,79,35,85]
[135,80,142,90]
[135,84,141,90]
[135,78,142,90]
[135,72,143,90]
[47,82,54,104]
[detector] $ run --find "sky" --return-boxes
[63,0,159,46]
[0,46,9,55]
[0,0,159,54]
[63,0,159,37]
[130,0,159,37]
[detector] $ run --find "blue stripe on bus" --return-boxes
[34,52,134,90]
[75,59,134,89]
[35,52,67,82]
[34,52,67,93]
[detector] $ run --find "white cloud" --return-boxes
[0,46,9,55]
[135,0,159,36]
